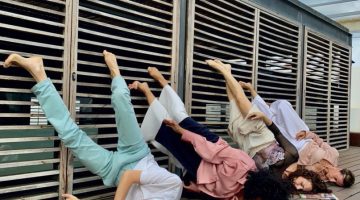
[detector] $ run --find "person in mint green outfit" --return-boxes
[3,51,182,200]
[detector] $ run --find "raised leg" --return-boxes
[103,51,149,157]
[128,81,155,105]
[129,80,168,142]
[148,67,188,123]
[147,67,218,142]
[270,100,309,138]
[223,64,234,102]
[3,54,113,181]
[206,59,252,117]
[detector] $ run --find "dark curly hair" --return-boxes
[285,167,331,194]
[243,169,290,200]
[341,168,355,187]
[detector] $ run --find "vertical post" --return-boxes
[59,0,73,198]
[184,0,196,115]
[252,8,260,92]
[171,0,180,91]
[175,0,187,101]
[327,42,333,143]
[168,0,182,173]
[346,49,352,149]
[66,0,79,195]
[296,25,304,114]
[301,28,308,120]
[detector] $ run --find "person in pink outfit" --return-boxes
[130,67,291,200]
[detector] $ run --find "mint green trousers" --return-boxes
[32,76,150,186]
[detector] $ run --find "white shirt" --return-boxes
[126,154,183,200]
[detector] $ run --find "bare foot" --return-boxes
[239,81,252,90]
[103,50,120,78]
[128,81,150,93]
[4,54,47,82]
[205,59,227,73]
[148,67,168,87]
[215,60,231,73]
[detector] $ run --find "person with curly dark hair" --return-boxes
[244,169,291,200]
[284,166,331,194]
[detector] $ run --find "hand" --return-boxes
[296,131,306,140]
[239,81,253,90]
[62,194,79,200]
[246,112,265,121]
[163,119,183,134]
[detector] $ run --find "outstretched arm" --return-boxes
[114,170,142,200]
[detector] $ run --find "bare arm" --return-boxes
[114,170,142,200]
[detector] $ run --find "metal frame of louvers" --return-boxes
[0,0,180,199]
[0,0,69,199]
[255,10,301,112]
[68,0,180,199]
[303,28,351,150]
[185,0,257,145]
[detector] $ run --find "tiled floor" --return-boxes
[330,146,360,200]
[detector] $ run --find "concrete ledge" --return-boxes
[350,132,360,146]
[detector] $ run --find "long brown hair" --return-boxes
[285,166,331,194]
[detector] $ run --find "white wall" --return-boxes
[337,19,360,133]
[350,35,360,132]
[351,67,360,132]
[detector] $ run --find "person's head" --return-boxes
[324,166,354,187]
[286,167,331,194]
[325,166,344,186]
[341,168,355,187]
[243,169,290,200]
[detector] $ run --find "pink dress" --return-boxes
[181,129,256,199]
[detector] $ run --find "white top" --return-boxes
[228,100,275,157]
[252,95,311,151]
[126,154,183,200]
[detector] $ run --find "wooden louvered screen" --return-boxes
[185,0,257,144]
[329,43,351,149]
[303,30,332,142]
[255,11,301,111]
[0,0,179,199]
[303,29,351,149]
[0,0,68,199]
[69,0,179,198]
